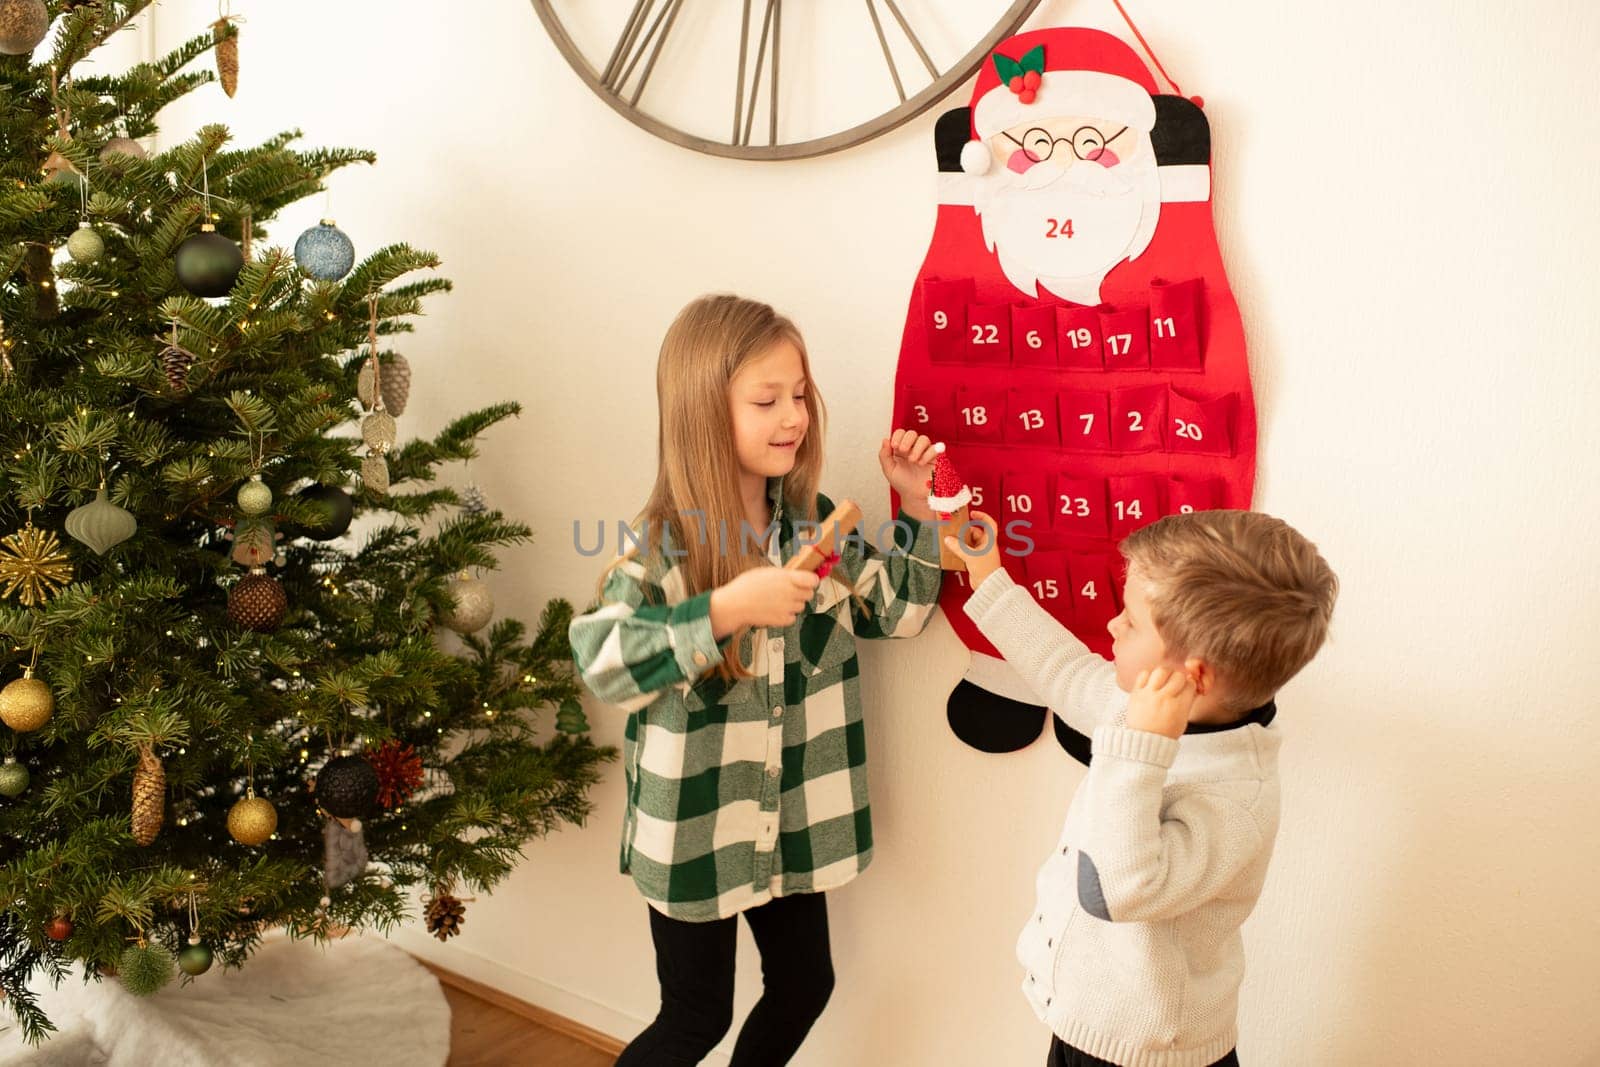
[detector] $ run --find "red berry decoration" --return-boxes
[367,740,424,809]
[1023,69,1041,90]
[1019,90,1037,105]
[46,916,73,941]
[1008,74,1023,93]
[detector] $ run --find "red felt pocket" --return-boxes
[962,462,997,517]
[902,387,955,444]
[1052,474,1109,538]
[1167,388,1236,457]
[1149,278,1203,371]
[1005,388,1061,447]
[1067,552,1120,633]
[965,303,1012,364]
[955,387,1004,443]
[1023,550,1074,623]
[921,277,972,363]
[1099,305,1149,371]
[1167,476,1221,516]
[1000,471,1048,536]
[1011,304,1058,367]
[1112,386,1168,454]
[1059,390,1111,452]
[1108,474,1163,539]
[1055,305,1103,371]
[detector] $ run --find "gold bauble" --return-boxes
[228,794,277,846]
[0,675,52,732]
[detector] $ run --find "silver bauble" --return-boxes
[442,572,494,634]
[100,136,147,162]
[236,474,272,516]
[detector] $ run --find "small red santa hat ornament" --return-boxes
[925,442,972,516]
[959,30,1160,176]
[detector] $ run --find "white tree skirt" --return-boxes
[1,933,450,1066]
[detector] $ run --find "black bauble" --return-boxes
[315,755,380,819]
[296,483,354,541]
[174,226,243,298]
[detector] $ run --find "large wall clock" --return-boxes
[530,1,1044,160]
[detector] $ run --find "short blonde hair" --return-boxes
[1121,510,1338,710]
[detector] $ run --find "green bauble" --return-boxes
[66,223,104,264]
[178,938,213,976]
[118,942,175,996]
[0,757,27,797]
[174,225,243,298]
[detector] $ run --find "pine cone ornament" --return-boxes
[227,570,286,632]
[356,353,410,416]
[367,740,423,809]
[212,17,239,97]
[460,484,486,517]
[380,353,410,415]
[160,342,196,392]
[131,745,165,846]
[424,892,465,942]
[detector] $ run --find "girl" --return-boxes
[568,294,944,1065]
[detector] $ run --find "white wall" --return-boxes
[148,2,1600,1064]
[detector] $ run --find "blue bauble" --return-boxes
[294,219,355,281]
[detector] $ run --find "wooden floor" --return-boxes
[423,962,622,1067]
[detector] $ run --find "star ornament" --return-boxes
[0,520,74,606]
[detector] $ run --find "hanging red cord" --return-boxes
[1109,0,1194,103]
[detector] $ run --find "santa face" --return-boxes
[973,113,1161,304]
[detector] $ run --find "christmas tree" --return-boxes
[0,0,613,1044]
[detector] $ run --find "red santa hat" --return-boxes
[960,28,1160,177]
[925,443,972,514]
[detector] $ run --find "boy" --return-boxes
[945,508,1338,1067]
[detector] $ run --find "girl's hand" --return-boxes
[710,567,822,637]
[942,508,1003,588]
[879,429,938,522]
[1125,663,1202,739]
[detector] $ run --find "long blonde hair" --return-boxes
[599,294,826,679]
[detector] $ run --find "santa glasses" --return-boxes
[1000,124,1128,164]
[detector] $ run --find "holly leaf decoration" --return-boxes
[992,51,1023,84]
[1019,45,1045,76]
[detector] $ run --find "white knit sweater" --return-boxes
[963,570,1281,1067]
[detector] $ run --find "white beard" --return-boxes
[974,154,1162,304]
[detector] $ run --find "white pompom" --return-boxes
[960,139,992,176]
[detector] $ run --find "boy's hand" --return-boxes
[942,508,1003,587]
[1125,663,1202,739]
[879,429,938,522]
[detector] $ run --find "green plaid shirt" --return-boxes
[569,476,943,921]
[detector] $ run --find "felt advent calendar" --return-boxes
[889,26,1255,761]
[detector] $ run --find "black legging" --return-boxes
[616,892,835,1067]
